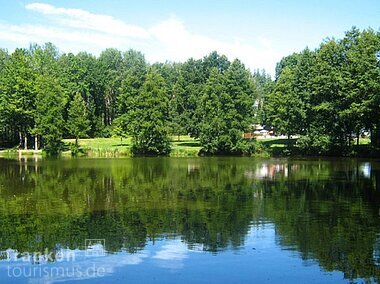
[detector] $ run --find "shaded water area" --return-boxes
[0,157,379,283]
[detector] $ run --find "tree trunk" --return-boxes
[34,136,38,151]
[24,134,27,150]
[356,129,360,146]
[377,120,380,147]
[75,137,79,146]
[19,131,22,149]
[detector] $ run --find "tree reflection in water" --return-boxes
[0,157,379,282]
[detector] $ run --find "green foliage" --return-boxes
[0,49,10,145]
[0,158,378,281]
[248,139,269,156]
[112,116,128,142]
[265,67,306,138]
[66,93,90,146]
[265,27,380,155]
[97,48,123,126]
[68,142,86,156]
[0,28,379,157]
[1,48,36,148]
[198,60,256,155]
[171,59,204,138]
[34,75,66,156]
[126,69,171,155]
[117,50,147,115]
[297,130,332,155]
[252,69,274,124]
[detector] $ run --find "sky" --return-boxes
[0,0,379,75]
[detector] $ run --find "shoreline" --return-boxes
[0,136,377,159]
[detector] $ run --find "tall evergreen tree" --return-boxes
[198,68,226,154]
[67,93,90,146]
[127,69,171,155]
[1,48,36,149]
[98,48,123,126]
[34,75,65,155]
[117,50,147,116]
[176,58,205,137]
[198,62,255,154]
[0,49,10,146]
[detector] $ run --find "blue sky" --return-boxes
[0,0,379,75]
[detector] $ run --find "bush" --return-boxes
[43,140,64,157]
[199,138,268,156]
[297,132,331,155]
[236,139,267,156]
[69,143,87,157]
[131,131,171,156]
[100,125,113,138]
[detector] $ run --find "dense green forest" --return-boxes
[0,27,379,156]
[265,27,380,155]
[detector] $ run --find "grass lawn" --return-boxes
[62,137,132,157]
[259,138,297,148]
[171,135,202,156]
[3,136,372,158]
[62,135,201,157]
[359,137,371,145]
[63,137,132,150]
[258,136,372,156]
[260,137,371,148]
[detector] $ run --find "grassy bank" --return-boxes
[62,137,132,157]
[0,136,373,158]
[0,136,202,157]
[170,136,202,157]
[259,137,372,157]
[62,136,202,157]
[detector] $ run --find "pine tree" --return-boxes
[198,62,256,154]
[198,68,225,154]
[67,93,90,146]
[128,69,171,155]
[34,75,65,155]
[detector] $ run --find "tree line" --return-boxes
[0,27,379,156]
[0,45,262,155]
[264,27,380,155]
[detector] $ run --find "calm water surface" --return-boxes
[0,157,379,283]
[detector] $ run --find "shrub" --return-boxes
[69,143,87,157]
[297,132,331,155]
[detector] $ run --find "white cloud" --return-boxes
[149,17,220,60]
[0,23,136,55]
[0,2,280,75]
[153,240,188,269]
[25,2,150,39]
[147,17,281,74]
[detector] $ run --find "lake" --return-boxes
[0,157,379,283]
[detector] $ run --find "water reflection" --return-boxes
[245,162,290,179]
[0,157,379,283]
[361,162,372,178]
